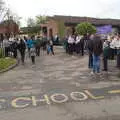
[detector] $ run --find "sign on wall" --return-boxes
[96,25,112,34]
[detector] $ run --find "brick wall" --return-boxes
[46,19,59,37]
[0,21,19,35]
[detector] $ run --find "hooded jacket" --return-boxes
[92,36,103,56]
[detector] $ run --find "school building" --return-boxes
[40,15,120,38]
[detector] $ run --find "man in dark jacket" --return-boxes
[80,36,84,56]
[35,36,41,56]
[92,35,103,73]
[18,39,26,64]
[11,39,18,58]
[87,34,94,69]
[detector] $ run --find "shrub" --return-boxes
[76,22,96,35]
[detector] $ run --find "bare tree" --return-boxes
[36,15,47,25]
[27,17,36,27]
[0,0,4,12]
[3,8,21,26]
[0,0,7,22]
[12,14,22,26]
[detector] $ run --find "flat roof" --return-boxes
[48,15,120,26]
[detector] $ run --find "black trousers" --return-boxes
[20,50,25,64]
[73,43,76,52]
[31,56,35,64]
[80,42,84,56]
[28,48,30,57]
[103,56,108,71]
[5,47,9,57]
[81,46,84,56]
[109,48,115,60]
[76,43,80,54]
[65,42,69,53]
[13,50,17,58]
[68,44,73,54]
[36,46,40,56]
[117,54,120,68]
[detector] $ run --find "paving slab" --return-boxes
[0,46,120,120]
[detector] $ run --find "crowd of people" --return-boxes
[1,33,120,74]
[64,34,120,74]
[1,35,55,65]
[64,35,86,56]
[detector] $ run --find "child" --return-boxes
[30,46,36,64]
[46,40,51,55]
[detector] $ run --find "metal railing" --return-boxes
[0,42,5,58]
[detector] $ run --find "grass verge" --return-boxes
[0,57,16,71]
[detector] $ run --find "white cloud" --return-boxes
[4,0,120,26]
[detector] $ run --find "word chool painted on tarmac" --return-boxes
[0,86,120,110]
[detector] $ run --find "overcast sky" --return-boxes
[4,0,120,26]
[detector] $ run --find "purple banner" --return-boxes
[96,25,112,34]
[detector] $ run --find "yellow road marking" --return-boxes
[0,99,6,102]
[108,90,120,94]
[70,92,88,101]
[32,94,51,106]
[84,90,104,99]
[44,94,51,105]
[50,93,68,103]
[11,97,31,108]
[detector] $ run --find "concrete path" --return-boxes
[0,46,120,120]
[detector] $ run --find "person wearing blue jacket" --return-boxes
[26,36,36,57]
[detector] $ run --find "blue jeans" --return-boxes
[93,55,100,73]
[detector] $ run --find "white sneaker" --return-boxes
[96,73,101,76]
[90,71,94,75]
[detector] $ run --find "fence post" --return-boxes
[0,42,5,58]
